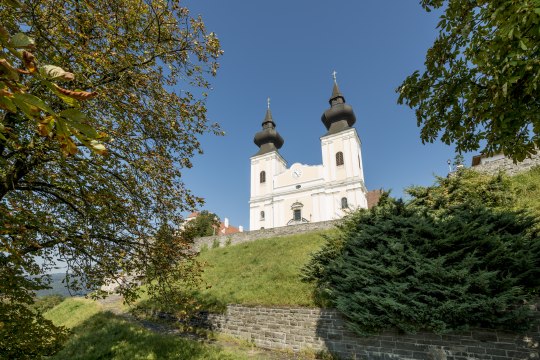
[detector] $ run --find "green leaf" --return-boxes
[57,92,80,107]
[0,96,17,112]
[59,108,88,123]
[12,93,56,115]
[11,32,34,48]
[519,40,528,50]
[60,109,99,138]
[55,117,69,136]
[11,96,38,119]
[66,122,98,138]
[0,121,6,140]
[3,0,21,8]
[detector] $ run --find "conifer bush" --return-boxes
[303,170,540,335]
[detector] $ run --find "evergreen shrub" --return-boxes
[303,170,540,335]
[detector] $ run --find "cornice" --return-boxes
[250,151,287,165]
[249,178,367,202]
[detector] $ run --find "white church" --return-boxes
[249,78,370,230]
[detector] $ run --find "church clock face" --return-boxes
[292,169,302,178]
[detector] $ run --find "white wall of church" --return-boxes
[250,152,287,198]
[250,183,366,230]
[249,127,368,231]
[321,128,364,183]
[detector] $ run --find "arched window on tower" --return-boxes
[341,197,348,209]
[260,211,265,220]
[336,152,344,166]
[260,171,266,183]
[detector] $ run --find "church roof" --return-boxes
[331,81,344,100]
[253,101,284,156]
[321,78,356,136]
[218,223,240,235]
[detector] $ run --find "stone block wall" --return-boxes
[195,304,540,360]
[472,152,540,176]
[192,220,338,251]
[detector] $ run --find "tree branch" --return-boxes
[15,185,85,216]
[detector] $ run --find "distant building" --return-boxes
[471,153,507,167]
[471,151,540,176]
[366,189,383,209]
[249,78,371,230]
[183,211,243,236]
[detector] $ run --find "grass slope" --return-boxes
[195,231,330,308]
[512,166,540,217]
[44,298,101,329]
[45,298,253,360]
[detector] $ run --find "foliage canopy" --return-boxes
[0,0,222,357]
[182,210,221,240]
[398,0,540,161]
[303,170,540,335]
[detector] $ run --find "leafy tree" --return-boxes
[139,223,205,317]
[0,265,68,358]
[398,0,540,161]
[406,168,516,212]
[303,170,540,335]
[0,24,104,157]
[182,210,221,240]
[0,0,222,357]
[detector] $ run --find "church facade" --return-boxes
[249,80,368,230]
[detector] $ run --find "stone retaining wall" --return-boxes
[195,304,539,360]
[472,152,540,176]
[192,220,338,251]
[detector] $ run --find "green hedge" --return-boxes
[303,170,540,335]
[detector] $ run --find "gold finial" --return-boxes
[332,70,337,82]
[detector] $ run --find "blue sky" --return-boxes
[180,1,468,229]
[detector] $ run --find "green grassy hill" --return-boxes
[194,230,331,309]
[44,298,259,360]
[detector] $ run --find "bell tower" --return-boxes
[319,74,368,213]
[249,99,286,230]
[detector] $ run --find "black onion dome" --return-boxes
[321,81,356,135]
[254,108,284,156]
